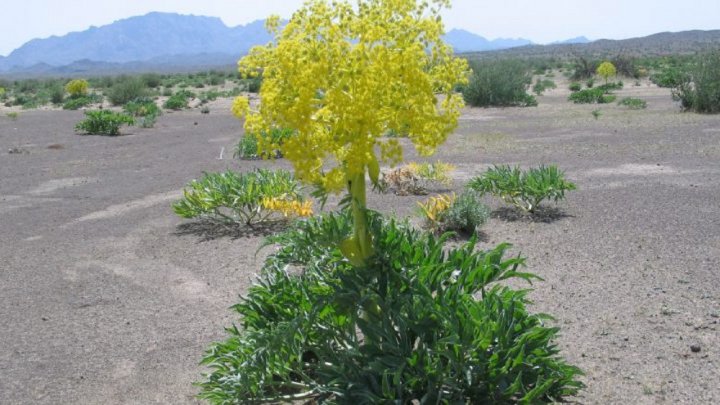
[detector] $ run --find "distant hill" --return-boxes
[444,29,531,53]
[550,36,591,45]
[466,30,720,60]
[0,12,532,76]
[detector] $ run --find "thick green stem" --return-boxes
[346,171,373,265]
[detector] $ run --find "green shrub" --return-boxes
[650,67,685,88]
[672,52,720,113]
[469,165,576,213]
[123,97,161,117]
[571,57,598,80]
[597,81,623,92]
[618,97,647,109]
[585,78,595,88]
[569,82,582,92]
[568,88,615,104]
[50,85,65,104]
[136,114,157,128]
[532,79,557,95]
[163,94,188,110]
[107,77,147,105]
[172,169,309,225]
[233,128,293,159]
[443,189,491,234]
[140,73,162,88]
[462,59,536,107]
[63,96,92,110]
[197,211,583,403]
[75,110,134,136]
[591,109,602,120]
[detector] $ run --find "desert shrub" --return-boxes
[591,109,602,119]
[650,67,685,88]
[6,112,19,121]
[469,165,576,213]
[163,93,189,110]
[49,85,65,104]
[571,57,599,80]
[618,97,647,109]
[123,97,161,117]
[569,82,582,92]
[234,128,293,159]
[63,96,91,110]
[0,87,5,99]
[568,88,615,104]
[611,55,639,78]
[172,169,310,225]
[140,73,162,88]
[462,59,536,107]
[586,78,595,88]
[672,52,720,113]
[200,105,210,114]
[107,76,147,105]
[136,114,157,128]
[65,79,89,97]
[240,75,263,93]
[198,211,583,403]
[532,79,557,95]
[75,110,134,136]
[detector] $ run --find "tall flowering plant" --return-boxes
[233,0,468,265]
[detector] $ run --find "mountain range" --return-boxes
[0,12,547,75]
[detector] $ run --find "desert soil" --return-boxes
[1,80,718,404]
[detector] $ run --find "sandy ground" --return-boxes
[1,81,719,404]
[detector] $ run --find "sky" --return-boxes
[2,0,719,56]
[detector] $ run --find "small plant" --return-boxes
[569,82,582,92]
[62,96,92,110]
[200,105,210,114]
[596,61,617,84]
[6,112,19,121]
[568,88,615,104]
[75,110,134,136]
[444,189,491,235]
[591,109,602,119]
[234,128,293,159]
[469,165,576,213]
[136,114,157,128]
[586,78,595,88]
[123,97,161,117]
[417,193,456,232]
[532,79,557,95]
[172,169,310,226]
[163,93,189,110]
[618,97,647,109]
[65,79,89,98]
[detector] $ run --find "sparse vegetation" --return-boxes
[172,169,309,225]
[533,78,557,95]
[233,128,293,160]
[618,97,648,109]
[75,110,134,136]
[469,165,576,213]
[569,87,616,104]
[107,76,147,106]
[569,82,582,92]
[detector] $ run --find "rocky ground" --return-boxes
[1,81,718,404]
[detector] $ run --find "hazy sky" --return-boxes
[2,0,719,56]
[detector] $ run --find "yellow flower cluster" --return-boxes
[233,0,469,193]
[261,197,314,218]
[417,193,456,225]
[65,79,89,97]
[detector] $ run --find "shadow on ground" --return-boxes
[492,205,572,223]
[174,219,290,241]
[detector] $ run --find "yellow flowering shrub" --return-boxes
[65,79,89,97]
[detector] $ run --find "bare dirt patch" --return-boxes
[1,84,718,404]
